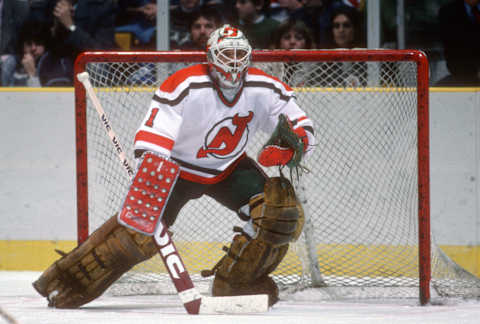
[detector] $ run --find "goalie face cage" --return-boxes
[74,50,479,305]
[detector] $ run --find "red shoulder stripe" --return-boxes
[160,64,209,93]
[247,67,293,91]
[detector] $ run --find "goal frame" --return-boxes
[73,49,430,304]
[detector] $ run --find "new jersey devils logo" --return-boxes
[197,111,254,159]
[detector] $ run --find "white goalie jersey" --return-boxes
[134,63,315,184]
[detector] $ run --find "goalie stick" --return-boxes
[76,72,269,314]
[0,307,18,324]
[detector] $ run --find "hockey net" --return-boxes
[74,50,480,305]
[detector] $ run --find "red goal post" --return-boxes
[74,50,432,304]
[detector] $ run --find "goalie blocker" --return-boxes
[118,152,180,235]
[32,152,181,309]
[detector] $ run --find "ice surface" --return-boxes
[1,271,480,324]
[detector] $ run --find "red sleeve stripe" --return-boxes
[296,116,308,123]
[134,130,175,151]
[293,116,310,128]
[293,116,314,135]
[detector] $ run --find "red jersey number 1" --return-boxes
[145,108,159,127]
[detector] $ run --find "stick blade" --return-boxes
[199,294,269,314]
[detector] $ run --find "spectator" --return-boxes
[0,0,30,86]
[115,0,157,50]
[272,18,315,49]
[29,0,117,61]
[325,4,363,49]
[17,21,73,87]
[170,0,203,48]
[437,0,480,86]
[321,5,366,87]
[267,19,316,87]
[167,6,223,76]
[234,0,280,49]
[177,6,223,50]
[298,0,352,48]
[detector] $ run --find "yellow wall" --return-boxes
[440,245,480,278]
[0,240,77,271]
[1,240,479,278]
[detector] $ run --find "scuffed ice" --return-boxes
[2,271,480,324]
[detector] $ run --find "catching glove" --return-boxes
[258,114,308,168]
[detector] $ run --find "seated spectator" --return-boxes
[295,0,332,48]
[115,0,157,50]
[167,6,222,76]
[295,0,355,48]
[272,18,315,49]
[28,0,117,61]
[170,0,203,48]
[233,0,280,49]
[16,21,73,87]
[0,0,30,86]
[325,4,363,49]
[320,5,366,87]
[437,0,480,86]
[264,19,316,87]
[176,6,223,50]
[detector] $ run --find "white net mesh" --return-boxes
[75,50,480,301]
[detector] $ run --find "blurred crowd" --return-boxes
[0,0,478,87]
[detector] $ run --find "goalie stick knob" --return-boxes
[76,72,90,83]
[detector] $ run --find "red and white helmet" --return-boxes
[207,25,252,89]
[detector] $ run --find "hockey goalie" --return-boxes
[32,25,316,309]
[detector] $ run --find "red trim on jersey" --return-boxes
[160,64,209,93]
[135,130,175,151]
[247,67,293,91]
[294,126,309,149]
[212,79,244,107]
[295,116,308,123]
[179,153,246,184]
